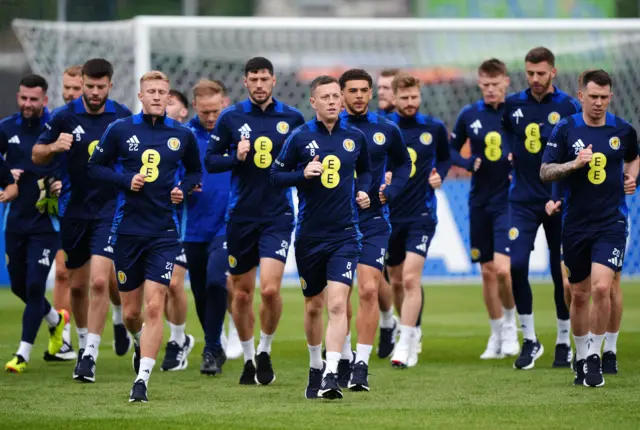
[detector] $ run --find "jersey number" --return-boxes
[484,131,502,161]
[88,140,99,160]
[321,155,341,189]
[254,136,273,169]
[408,147,417,178]
[524,123,541,154]
[588,152,607,185]
[140,149,161,182]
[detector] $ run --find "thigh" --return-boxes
[326,237,361,288]
[542,212,563,254]
[385,222,407,267]
[259,218,294,265]
[185,241,208,282]
[508,202,540,263]
[144,237,182,287]
[358,220,390,272]
[562,232,592,284]
[5,232,27,287]
[26,233,60,285]
[470,205,494,263]
[61,218,91,269]
[295,237,330,298]
[206,236,228,288]
[114,235,146,293]
[406,222,435,259]
[226,219,259,275]
[90,219,115,260]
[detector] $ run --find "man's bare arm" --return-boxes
[540,161,577,183]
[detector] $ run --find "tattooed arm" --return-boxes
[540,160,578,182]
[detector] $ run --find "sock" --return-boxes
[168,322,186,346]
[84,333,101,360]
[44,308,60,328]
[62,322,71,344]
[379,309,395,329]
[325,351,341,376]
[489,317,504,337]
[503,307,516,326]
[341,332,352,360]
[308,344,323,370]
[257,331,274,355]
[112,305,123,325]
[355,343,373,366]
[590,333,604,358]
[131,329,142,345]
[396,324,414,353]
[604,331,619,354]
[137,357,155,384]
[241,337,255,363]
[556,319,571,346]
[17,341,33,362]
[574,334,589,361]
[519,314,536,341]
[77,327,88,350]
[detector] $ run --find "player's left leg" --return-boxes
[108,266,130,356]
[376,267,398,359]
[543,214,572,368]
[47,249,76,361]
[602,272,622,374]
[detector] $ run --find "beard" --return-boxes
[83,93,108,112]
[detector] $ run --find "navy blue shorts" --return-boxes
[508,201,562,259]
[469,203,509,263]
[60,218,113,269]
[175,245,188,269]
[385,220,435,267]
[563,229,626,284]
[5,232,60,292]
[207,235,228,288]
[358,218,391,271]
[295,235,361,298]
[226,217,294,275]
[114,235,182,292]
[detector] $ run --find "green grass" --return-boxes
[1,283,640,429]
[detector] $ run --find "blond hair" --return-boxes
[140,70,169,86]
[63,65,82,77]
[192,79,224,99]
[392,72,420,94]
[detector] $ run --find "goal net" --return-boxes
[12,17,640,282]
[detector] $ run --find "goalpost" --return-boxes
[12,17,640,282]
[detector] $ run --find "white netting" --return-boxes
[11,17,640,279]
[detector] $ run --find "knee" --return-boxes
[358,281,378,304]
[69,281,86,296]
[495,262,510,282]
[55,266,69,284]
[402,272,421,291]
[327,299,346,318]
[481,263,497,283]
[260,283,280,302]
[10,283,23,298]
[233,288,251,307]
[592,279,612,300]
[123,306,142,326]
[305,297,324,319]
[90,274,109,295]
[571,285,591,306]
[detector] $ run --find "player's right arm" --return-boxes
[449,106,478,172]
[540,119,587,182]
[623,126,639,194]
[32,113,73,165]
[270,130,308,187]
[204,112,238,173]
[0,153,17,202]
[88,122,137,190]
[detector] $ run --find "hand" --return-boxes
[508,153,513,165]
[356,191,370,209]
[428,168,442,189]
[573,144,593,169]
[624,173,636,195]
[189,183,203,194]
[130,174,146,191]
[10,169,23,182]
[236,138,250,162]
[385,171,392,185]
[473,157,482,172]
[0,183,18,202]
[50,180,62,196]
[304,155,323,179]
[171,187,184,204]
[378,184,388,204]
[545,200,562,216]
[52,133,73,153]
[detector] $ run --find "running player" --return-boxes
[502,47,580,369]
[33,58,132,382]
[205,57,304,385]
[540,69,638,387]
[271,75,371,399]
[88,70,202,402]
[450,59,519,359]
[386,73,451,368]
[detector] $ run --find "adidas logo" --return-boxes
[72,125,85,136]
[342,270,353,280]
[38,256,50,266]
[608,256,623,268]
[8,135,20,144]
[161,272,172,280]
[127,135,140,150]
[305,141,320,150]
[238,123,252,138]
[416,243,427,252]
[572,139,586,155]
[376,256,385,266]
[103,246,114,253]
[275,248,287,258]
[512,108,524,124]
[176,253,187,263]
[470,119,482,135]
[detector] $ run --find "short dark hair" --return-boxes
[310,75,339,95]
[580,69,612,89]
[525,47,555,67]
[82,58,114,80]
[379,68,400,78]
[19,74,48,92]
[244,57,274,76]
[169,89,189,108]
[339,69,372,90]
[478,58,507,77]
